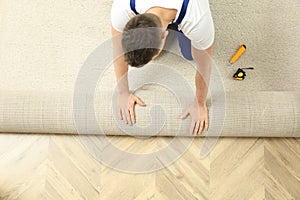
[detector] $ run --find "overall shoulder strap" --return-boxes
[131,0,190,24]
[130,0,139,15]
[174,0,190,26]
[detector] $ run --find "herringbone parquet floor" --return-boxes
[0,134,299,200]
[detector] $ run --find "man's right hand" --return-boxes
[117,92,146,125]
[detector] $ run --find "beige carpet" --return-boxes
[0,0,299,136]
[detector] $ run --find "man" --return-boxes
[111,0,215,135]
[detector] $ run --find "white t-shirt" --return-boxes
[111,0,215,50]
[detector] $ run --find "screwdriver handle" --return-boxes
[230,44,246,64]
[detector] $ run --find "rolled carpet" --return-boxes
[0,90,299,137]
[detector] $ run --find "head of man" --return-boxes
[122,13,168,67]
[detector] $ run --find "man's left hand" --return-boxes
[180,101,209,135]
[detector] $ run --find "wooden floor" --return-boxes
[0,134,299,200]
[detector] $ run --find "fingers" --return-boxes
[121,109,132,125]
[118,108,123,120]
[129,104,135,124]
[204,119,209,131]
[193,121,200,135]
[198,121,205,135]
[197,120,209,134]
[193,121,206,135]
[121,109,127,124]
[125,109,132,125]
[129,96,146,124]
[190,121,207,135]
[118,94,146,125]
[190,121,196,135]
[129,97,140,124]
[135,97,146,107]
[180,110,189,119]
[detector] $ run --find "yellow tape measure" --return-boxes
[233,67,254,80]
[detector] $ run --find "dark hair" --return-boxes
[122,13,163,67]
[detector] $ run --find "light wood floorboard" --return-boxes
[0,134,299,200]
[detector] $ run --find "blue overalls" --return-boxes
[130,0,193,60]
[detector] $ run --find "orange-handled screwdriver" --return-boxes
[230,44,246,64]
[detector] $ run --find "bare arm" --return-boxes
[111,26,146,125]
[181,44,213,135]
[111,26,130,94]
[192,44,213,106]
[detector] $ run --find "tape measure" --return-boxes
[233,67,254,80]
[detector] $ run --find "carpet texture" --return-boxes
[0,0,299,136]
